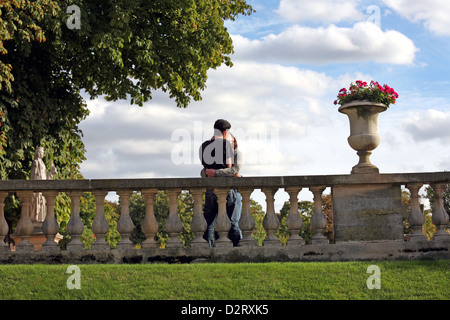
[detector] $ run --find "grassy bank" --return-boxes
[0,260,448,300]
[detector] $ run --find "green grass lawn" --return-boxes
[0,260,448,300]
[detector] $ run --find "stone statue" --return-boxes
[30,147,57,223]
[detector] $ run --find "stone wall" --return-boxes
[0,240,448,264]
[0,171,449,263]
[333,183,404,242]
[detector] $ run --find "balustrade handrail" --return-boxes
[0,171,449,192]
[0,171,449,255]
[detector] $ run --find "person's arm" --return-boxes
[199,141,209,178]
[215,164,240,177]
[224,138,233,168]
[216,149,242,177]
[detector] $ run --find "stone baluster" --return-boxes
[431,183,450,241]
[286,187,304,245]
[41,191,60,251]
[190,188,207,247]
[15,191,35,251]
[116,190,135,249]
[310,186,328,244]
[66,191,85,250]
[238,188,256,246]
[0,192,9,251]
[141,189,159,248]
[92,190,110,249]
[165,189,183,248]
[214,188,232,247]
[406,183,426,241]
[262,187,281,246]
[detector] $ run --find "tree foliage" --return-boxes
[127,190,194,248]
[401,186,449,240]
[1,0,253,107]
[57,192,120,249]
[59,0,254,108]
[0,0,252,235]
[0,0,87,180]
[0,0,59,92]
[249,198,265,245]
[278,195,333,244]
[0,0,252,180]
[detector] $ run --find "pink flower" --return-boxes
[384,85,394,94]
[376,83,385,92]
[355,80,368,88]
[334,80,398,107]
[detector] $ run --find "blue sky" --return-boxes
[237,1,450,95]
[229,0,450,95]
[79,0,450,207]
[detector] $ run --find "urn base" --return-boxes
[351,150,379,174]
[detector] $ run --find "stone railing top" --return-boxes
[0,171,449,192]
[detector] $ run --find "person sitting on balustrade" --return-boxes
[199,119,243,247]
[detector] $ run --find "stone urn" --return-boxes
[338,100,387,174]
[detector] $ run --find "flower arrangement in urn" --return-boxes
[335,80,399,174]
[334,80,398,107]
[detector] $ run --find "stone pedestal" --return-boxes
[332,183,404,242]
[338,101,387,175]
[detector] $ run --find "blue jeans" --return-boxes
[203,189,242,247]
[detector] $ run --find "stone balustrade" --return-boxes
[0,172,449,263]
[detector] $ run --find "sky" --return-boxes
[78,0,450,209]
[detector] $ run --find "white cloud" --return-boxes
[277,0,364,24]
[232,22,417,64]
[402,109,450,143]
[176,62,341,175]
[80,61,361,180]
[78,61,450,213]
[383,0,450,36]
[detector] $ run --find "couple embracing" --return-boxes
[199,119,243,247]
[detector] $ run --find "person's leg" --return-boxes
[227,189,243,246]
[203,189,218,247]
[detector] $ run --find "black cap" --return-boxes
[214,119,231,133]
